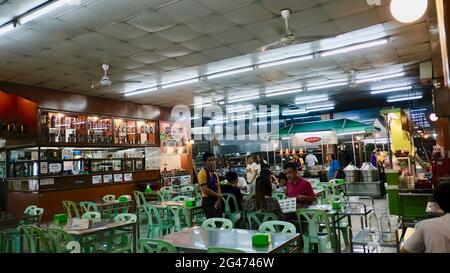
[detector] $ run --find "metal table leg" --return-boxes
[132,223,137,253]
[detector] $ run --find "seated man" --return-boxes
[402,181,450,253]
[220,171,243,213]
[283,162,316,206]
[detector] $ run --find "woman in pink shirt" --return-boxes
[283,162,317,205]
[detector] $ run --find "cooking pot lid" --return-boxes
[360,162,377,171]
[344,163,359,171]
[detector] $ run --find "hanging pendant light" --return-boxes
[285,148,290,156]
[390,0,428,23]
[279,147,284,156]
[292,148,296,155]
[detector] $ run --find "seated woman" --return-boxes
[242,171,284,221]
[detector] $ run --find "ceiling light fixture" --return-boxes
[258,55,313,69]
[390,0,428,23]
[227,95,260,104]
[207,67,254,80]
[161,78,199,89]
[295,96,329,104]
[265,89,300,97]
[21,0,70,25]
[124,87,158,97]
[356,72,405,84]
[370,85,413,94]
[429,113,439,122]
[306,81,348,91]
[387,95,423,102]
[306,103,335,110]
[320,39,389,57]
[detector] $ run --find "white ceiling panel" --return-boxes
[157,0,213,23]
[187,14,236,35]
[126,11,177,33]
[97,23,148,41]
[223,3,275,25]
[154,25,203,43]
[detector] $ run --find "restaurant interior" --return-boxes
[0,0,449,254]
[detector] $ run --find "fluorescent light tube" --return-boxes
[162,78,199,89]
[321,39,389,57]
[356,72,405,84]
[282,109,309,116]
[371,86,412,94]
[295,97,329,105]
[308,106,335,113]
[307,82,348,91]
[227,95,260,104]
[124,87,158,97]
[0,24,14,36]
[307,103,335,110]
[207,67,254,79]
[258,55,313,69]
[387,95,423,102]
[265,89,299,97]
[21,0,69,24]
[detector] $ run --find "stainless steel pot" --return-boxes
[344,163,360,183]
[360,162,378,182]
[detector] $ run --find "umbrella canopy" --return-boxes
[274,118,378,138]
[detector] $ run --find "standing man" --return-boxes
[198,152,222,218]
[305,151,318,167]
[327,153,341,180]
[284,162,316,206]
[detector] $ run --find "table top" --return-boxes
[95,199,133,207]
[149,200,202,210]
[41,218,135,236]
[426,202,444,216]
[352,229,398,248]
[160,226,300,253]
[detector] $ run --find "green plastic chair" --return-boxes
[133,191,147,208]
[246,211,278,230]
[157,190,172,201]
[208,247,246,253]
[23,206,44,223]
[181,185,194,192]
[167,205,190,232]
[160,186,174,192]
[45,228,73,253]
[79,201,100,214]
[82,212,101,220]
[102,195,116,202]
[222,193,241,225]
[296,209,333,253]
[259,221,296,233]
[202,218,233,230]
[273,192,286,200]
[139,238,177,253]
[117,195,132,214]
[142,204,172,239]
[62,201,80,218]
[194,184,202,201]
[172,195,190,202]
[24,205,38,215]
[96,213,137,253]
[19,225,53,253]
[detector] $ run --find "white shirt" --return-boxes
[237,177,248,189]
[305,154,318,167]
[246,162,260,183]
[403,214,450,253]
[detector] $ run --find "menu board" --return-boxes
[145,147,160,170]
[160,121,188,154]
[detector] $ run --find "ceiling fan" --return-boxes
[259,9,333,52]
[90,64,142,89]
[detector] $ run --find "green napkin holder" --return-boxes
[185,199,196,208]
[145,187,153,193]
[54,213,68,224]
[252,233,272,247]
[332,201,340,210]
[118,196,128,202]
[336,179,345,185]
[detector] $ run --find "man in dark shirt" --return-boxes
[220,171,243,212]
